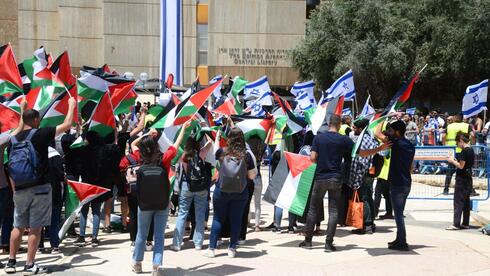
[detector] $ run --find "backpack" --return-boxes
[8,130,40,188]
[125,154,139,194]
[183,155,207,192]
[136,164,170,211]
[219,155,248,193]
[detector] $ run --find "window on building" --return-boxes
[197,24,208,65]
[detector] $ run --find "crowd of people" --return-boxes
[0,97,481,275]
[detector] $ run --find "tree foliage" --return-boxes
[290,0,490,108]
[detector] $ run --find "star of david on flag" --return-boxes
[324,69,355,103]
[462,79,488,119]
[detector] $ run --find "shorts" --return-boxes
[13,184,52,228]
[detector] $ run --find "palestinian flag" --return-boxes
[235,117,273,141]
[108,81,136,115]
[4,94,24,113]
[0,103,20,133]
[153,79,223,128]
[88,92,116,137]
[35,68,67,93]
[228,76,247,114]
[263,151,316,216]
[49,51,76,87]
[25,86,58,111]
[382,71,421,115]
[70,136,85,149]
[40,85,78,128]
[213,98,239,115]
[58,180,110,240]
[273,92,307,136]
[77,70,108,106]
[0,44,23,96]
[19,46,50,87]
[310,95,344,134]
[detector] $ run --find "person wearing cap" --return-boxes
[375,120,415,251]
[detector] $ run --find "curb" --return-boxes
[471,211,490,226]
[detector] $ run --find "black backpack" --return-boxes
[136,164,170,211]
[184,155,207,192]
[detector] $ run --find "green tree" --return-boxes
[290,0,489,109]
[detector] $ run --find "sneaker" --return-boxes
[152,266,162,276]
[130,242,135,252]
[131,262,142,273]
[388,242,409,251]
[446,225,461,230]
[145,242,153,251]
[461,225,470,229]
[170,245,181,252]
[443,189,450,195]
[195,245,202,251]
[265,222,275,229]
[91,238,100,248]
[4,259,16,274]
[102,227,112,234]
[204,248,215,258]
[351,228,366,235]
[22,263,47,275]
[73,236,85,247]
[298,240,312,249]
[324,243,337,252]
[287,227,295,234]
[51,248,61,254]
[227,248,236,258]
[272,227,281,233]
[378,214,394,220]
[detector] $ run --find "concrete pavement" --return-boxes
[3,198,490,276]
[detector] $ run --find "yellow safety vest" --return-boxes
[378,121,390,180]
[339,124,350,135]
[446,122,470,153]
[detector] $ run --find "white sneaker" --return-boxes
[227,248,236,258]
[145,242,153,251]
[131,262,142,273]
[204,248,215,258]
[195,245,202,250]
[130,242,135,252]
[170,245,181,252]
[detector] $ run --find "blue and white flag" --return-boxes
[342,108,352,117]
[291,80,316,111]
[244,76,271,100]
[462,79,488,119]
[160,0,183,85]
[359,95,375,118]
[246,91,272,116]
[209,75,223,98]
[406,107,416,115]
[325,69,355,102]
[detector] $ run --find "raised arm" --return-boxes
[55,97,76,137]
[11,98,27,136]
[130,107,147,137]
[173,120,192,149]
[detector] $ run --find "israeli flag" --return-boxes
[359,95,375,117]
[462,79,488,119]
[209,75,223,98]
[342,108,352,117]
[244,76,271,100]
[246,91,272,116]
[406,107,416,115]
[325,70,355,102]
[291,80,316,111]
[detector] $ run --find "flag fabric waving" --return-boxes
[325,70,355,102]
[245,90,273,116]
[357,95,375,120]
[19,47,50,87]
[209,75,223,98]
[77,70,108,106]
[0,44,23,96]
[25,86,58,111]
[0,103,20,133]
[58,180,110,240]
[462,79,488,119]
[235,117,273,141]
[291,80,316,111]
[263,151,316,216]
[88,92,116,137]
[227,76,247,115]
[108,81,136,115]
[49,51,76,87]
[40,85,78,128]
[244,76,270,101]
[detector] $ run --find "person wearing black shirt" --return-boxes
[299,115,389,252]
[446,132,474,230]
[375,120,416,251]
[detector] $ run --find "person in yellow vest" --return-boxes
[442,113,474,195]
[339,115,352,136]
[374,120,393,219]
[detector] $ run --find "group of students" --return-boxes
[0,96,478,275]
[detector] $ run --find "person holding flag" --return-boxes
[5,97,76,275]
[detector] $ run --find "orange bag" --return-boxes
[346,190,364,229]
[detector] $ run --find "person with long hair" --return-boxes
[131,121,190,275]
[204,127,257,258]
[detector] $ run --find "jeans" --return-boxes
[358,176,375,226]
[304,178,342,243]
[390,185,411,244]
[172,182,208,248]
[49,202,62,247]
[453,176,471,227]
[240,183,254,240]
[274,206,296,228]
[128,193,153,242]
[374,178,392,217]
[0,187,13,246]
[253,176,263,227]
[133,207,169,266]
[209,187,248,249]
[79,201,103,238]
